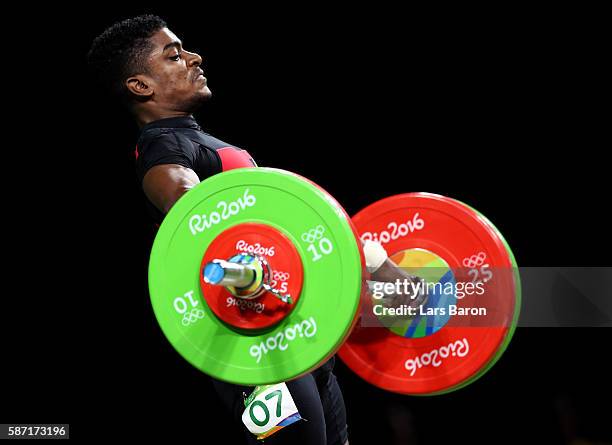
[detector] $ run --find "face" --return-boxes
[128,28,211,112]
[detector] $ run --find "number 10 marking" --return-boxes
[306,238,333,262]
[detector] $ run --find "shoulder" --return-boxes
[194,131,257,168]
[135,129,198,182]
[197,131,240,150]
[137,128,195,155]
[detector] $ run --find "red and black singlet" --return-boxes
[135,115,257,223]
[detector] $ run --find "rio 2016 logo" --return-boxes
[189,188,256,235]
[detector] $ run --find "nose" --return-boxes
[186,50,203,68]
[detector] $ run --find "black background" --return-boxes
[2,5,610,444]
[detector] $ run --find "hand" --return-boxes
[362,240,428,311]
[369,260,428,311]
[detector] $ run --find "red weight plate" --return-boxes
[338,193,516,395]
[200,222,304,330]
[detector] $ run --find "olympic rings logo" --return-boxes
[302,225,334,263]
[463,252,487,268]
[301,225,325,244]
[272,271,290,282]
[182,308,205,326]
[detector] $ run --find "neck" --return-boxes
[134,107,193,129]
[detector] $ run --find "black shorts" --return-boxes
[210,356,348,445]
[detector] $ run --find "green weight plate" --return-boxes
[149,168,363,385]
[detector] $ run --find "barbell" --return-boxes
[148,168,520,395]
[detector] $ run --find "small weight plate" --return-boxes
[199,222,304,330]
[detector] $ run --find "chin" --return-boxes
[184,89,212,112]
[199,85,212,99]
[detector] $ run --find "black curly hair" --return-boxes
[87,15,167,102]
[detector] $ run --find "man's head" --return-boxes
[87,15,211,119]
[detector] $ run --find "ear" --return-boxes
[125,75,154,98]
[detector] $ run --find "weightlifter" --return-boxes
[88,15,419,444]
